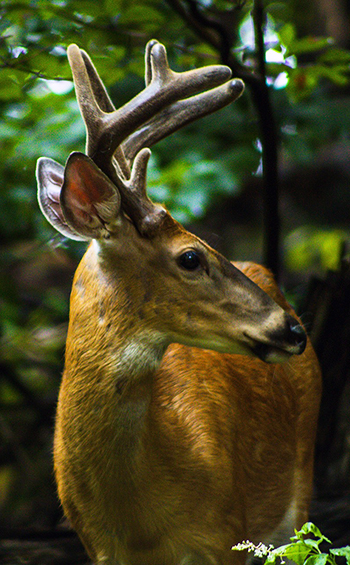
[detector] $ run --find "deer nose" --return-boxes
[288,320,307,354]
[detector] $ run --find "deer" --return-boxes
[36,40,321,565]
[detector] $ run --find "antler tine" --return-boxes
[144,39,158,87]
[122,78,244,162]
[80,49,131,178]
[68,45,130,179]
[68,41,232,174]
[113,147,167,236]
[79,49,116,113]
[67,45,104,152]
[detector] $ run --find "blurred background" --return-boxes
[1,0,350,562]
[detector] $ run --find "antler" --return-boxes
[67,40,244,235]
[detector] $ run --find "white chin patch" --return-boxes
[263,348,292,364]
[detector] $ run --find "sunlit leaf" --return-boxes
[330,546,350,565]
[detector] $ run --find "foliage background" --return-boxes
[1,0,350,544]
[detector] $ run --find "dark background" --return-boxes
[1,1,350,562]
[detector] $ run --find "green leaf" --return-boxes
[286,67,319,101]
[104,0,122,15]
[304,539,323,550]
[121,4,164,28]
[279,23,296,50]
[285,228,349,272]
[319,47,350,64]
[330,547,350,565]
[304,554,330,565]
[318,64,350,87]
[290,36,333,56]
[296,523,330,543]
[281,541,313,565]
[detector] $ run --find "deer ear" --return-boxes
[36,157,87,241]
[60,152,121,240]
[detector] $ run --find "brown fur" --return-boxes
[54,236,321,565]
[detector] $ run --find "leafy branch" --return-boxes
[232,523,350,565]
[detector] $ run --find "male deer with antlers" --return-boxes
[36,40,321,565]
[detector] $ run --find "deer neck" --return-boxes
[62,242,169,443]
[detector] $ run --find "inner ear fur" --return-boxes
[60,152,122,240]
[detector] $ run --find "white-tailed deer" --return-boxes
[36,40,321,565]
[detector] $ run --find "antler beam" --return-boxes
[122,79,244,162]
[67,40,244,235]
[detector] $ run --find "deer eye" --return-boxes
[178,250,201,271]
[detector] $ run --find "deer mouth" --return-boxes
[250,341,295,364]
[244,321,307,364]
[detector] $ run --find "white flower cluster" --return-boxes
[231,540,275,558]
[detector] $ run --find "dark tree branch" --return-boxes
[166,0,215,43]
[252,0,266,79]
[251,0,280,277]
[167,0,281,278]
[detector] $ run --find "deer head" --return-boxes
[36,40,306,364]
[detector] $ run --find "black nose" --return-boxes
[288,319,307,354]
